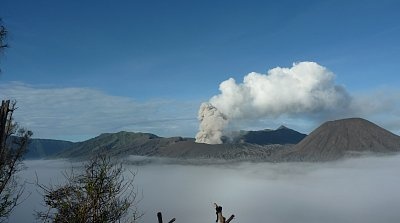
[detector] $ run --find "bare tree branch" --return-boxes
[0,100,32,222]
[0,18,8,74]
[214,203,235,223]
[157,212,175,223]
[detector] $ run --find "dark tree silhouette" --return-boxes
[0,19,7,51]
[37,154,141,223]
[0,100,32,222]
[0,18,7,74]
[214,203,235,223]
[0,20,32,222]
[157,212,175,223]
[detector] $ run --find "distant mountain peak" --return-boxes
[261,128,273,132]
[277,125,289,130]
[233,126,306,145]
[291,117,400,161]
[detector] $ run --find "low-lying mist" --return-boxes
[10,154,400,223]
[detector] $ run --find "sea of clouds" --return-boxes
[9,154,400,223]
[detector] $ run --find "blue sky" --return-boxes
[1,0,400,141]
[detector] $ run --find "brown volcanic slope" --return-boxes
[288,118,400,161]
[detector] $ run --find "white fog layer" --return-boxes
[10,154,400,223]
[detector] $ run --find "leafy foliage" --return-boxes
[38,154,141,223]
[0,100,32,222]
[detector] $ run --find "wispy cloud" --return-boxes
[1,80,400,142]
[0,82,199,141]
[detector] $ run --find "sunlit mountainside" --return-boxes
[26,118,400,162]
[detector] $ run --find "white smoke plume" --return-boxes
[195,62,351,144]
[195,103,228,144]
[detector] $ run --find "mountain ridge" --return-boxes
[233,126,306,145]
[24,118,400,162]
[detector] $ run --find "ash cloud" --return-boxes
[195,103,228,144]
[196,62,351,144]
